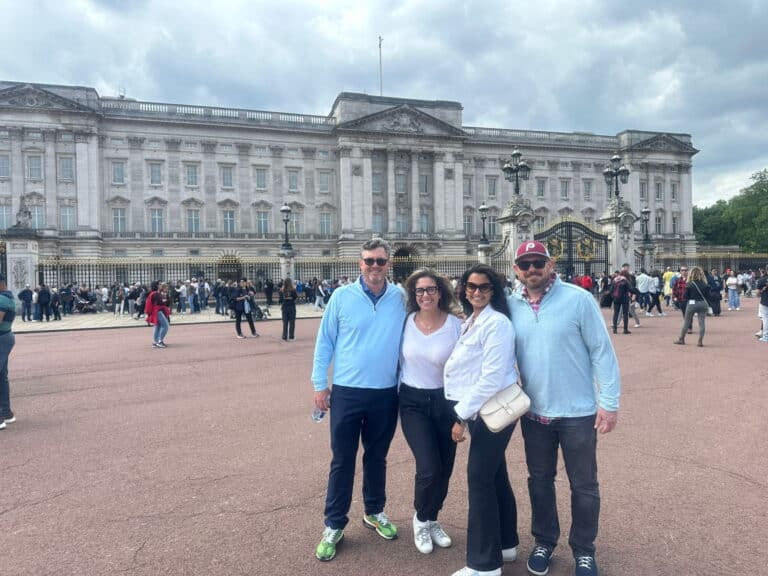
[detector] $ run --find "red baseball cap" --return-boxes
[515,240,550,262]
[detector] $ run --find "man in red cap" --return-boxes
[507,240,620,576]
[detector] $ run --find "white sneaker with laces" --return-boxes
[429,520,452,548]
[451,567,501,576]
[634,323,641,328]
[412,514,433,554]
[0,420,5,430]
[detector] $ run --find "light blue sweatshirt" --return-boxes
[312,279,406,391]
[507,277,621,416]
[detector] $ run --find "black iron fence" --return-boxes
[652,252,768,273]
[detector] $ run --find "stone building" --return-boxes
[0,80,697,265]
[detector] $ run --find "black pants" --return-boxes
[324,385,399,529]
[648,293,663,314]
[398,384,457,522]
[281,306,296,340]
[611,300,629,331]
[710,297,721,316]
[465,418,519,572]
[235,311,255,336]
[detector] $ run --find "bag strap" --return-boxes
[691,281,707,301]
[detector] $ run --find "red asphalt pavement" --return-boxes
[1,299,766,576]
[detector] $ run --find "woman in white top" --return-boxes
[399,269,462,555]
[444,264,520,576]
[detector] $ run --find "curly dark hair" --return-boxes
[458,264,511,319]
[404,268,457,314]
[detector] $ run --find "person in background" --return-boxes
[150,282,172,349]
[232,278,259,339]
[51,288,61,321]
[673,266,711,347]
[399,269,461,555]
[280,278,298,341]
[610,271,632,334]
[672,266,690,335]
[708,269,723,317]
[725,270,740,311]
[444,263,520,576]
[0,273,17,431]
[756,268,768,343]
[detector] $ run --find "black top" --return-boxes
[685,280,711,302]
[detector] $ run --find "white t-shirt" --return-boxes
[726,276,738,290]
[400,313,461,390]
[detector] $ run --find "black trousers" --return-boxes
[465,418,519,572]
[235,311,255,336]
[281,306,296,339]
[611,300,629,331]
[398,384,457,522]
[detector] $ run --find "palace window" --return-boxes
[185,164,198,187]
[0,154,9,178]
[254,168,267,190]
[112,208,126,232]
[148,162,163,186]
[655,215,663,234]
[319,212,333,235]
[463,176,472,198]
[655,182,663,201]
[287,169,300,192]
[533,216,545,232]
[486,176,497,199]
[60,206,76,230]
[671,183,678,201]
[58,157,75,181]
[186,209,200,233]
[220,165,234,189]
[560,180,569,200]
[0,205,12,229]
[395,173,407,194]
[318,171,331,194]
[372,172,383,194]
[583,180,592,200]
[396,214,408,235]
[26,155,43,180]
[640,181,648,200]
[372,213,384,234]
[419,174,430,195]
[112,161,126,185]
[223,210,236,234]
[149,208,165,233]
[489,215,498,238]
[672,214,679,234]
[256,211,270,234]
[537,178,546,198]
[419,209,430,234]
[463,213,473,236]
[31,205,45,229]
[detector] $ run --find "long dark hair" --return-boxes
[404,268,456,314]
[458,264,511,319]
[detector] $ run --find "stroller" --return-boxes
[252,300,270,320]
[75,294,97,313]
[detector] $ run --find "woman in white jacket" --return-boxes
[444,263,520,576]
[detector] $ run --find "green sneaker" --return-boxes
[315,527,344,561]
[363,512,398,540]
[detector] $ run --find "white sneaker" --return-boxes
[755,331,763,338]
[413,514,433,554]
[502,545,518,562]
[661,312,668,316]
[736,307,741,311]
[451,567,501,576]
[634,324,641,328]
[429,520,452,548]
[645,312,652,317]
[0,420,5,430]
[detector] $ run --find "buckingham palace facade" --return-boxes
[0,81,698,262]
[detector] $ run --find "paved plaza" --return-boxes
[2,299,766,575]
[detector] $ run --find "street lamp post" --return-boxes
[502,149,531,195]
[640,206,652,269]
[478,203,489,248]
[280,203,293,251]
[602,154,630,199]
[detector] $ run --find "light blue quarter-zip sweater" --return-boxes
[312,279,406,391]
[507,277,621,416]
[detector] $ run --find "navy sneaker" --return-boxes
[527,545,553,576]
[575,556,598,576]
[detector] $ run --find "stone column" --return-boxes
[279,249,295,280]
[201,140,218,229]
[166,138,183,231]
[351,147,364,231]
[433,151,445,233]
[362,149,373,231]
[8,129,23,217]
[5,234,39,299]
[86,133,100,230]
[338,146,353,235]
[453,152,464,235]
[597,198,638,271]
[496,197,534,268]
[127,136,145,231]
[43,130,57,227]
[386,147,396,232]
[238,143,253,230]
[411,150,420,232]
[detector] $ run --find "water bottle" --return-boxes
[311,407,326,422]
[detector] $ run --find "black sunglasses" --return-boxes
[362,258,389,266]
[517,259,547,271]
[465,282,493,293]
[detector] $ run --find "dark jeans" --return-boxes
[648,293,663,314]
[465,417,519,572]
[522,415,600,558]
[0,332,16,418]
[281,306,296,340]
[21,301,31,321]
[611,300,629,331]
[235,311,256,336]
[324,385,399,530]
[398,384,457,522]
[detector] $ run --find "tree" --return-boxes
[694,170,768,252]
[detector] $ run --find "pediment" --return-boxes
[315,202,336,211]
[335,105,466,138]
[106,195,131,206]
[217,198,240,208]
[626,134,698,155]
[181,197,204,208]
[144,195,168,207]
[286,200,305,210]
[251,200,273,209]
[0,84,96,114]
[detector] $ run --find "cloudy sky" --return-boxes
[2,0,766,206]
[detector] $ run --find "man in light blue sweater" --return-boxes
[311,238,406,562]
[507,241,620,576]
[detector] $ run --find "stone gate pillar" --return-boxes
[596,198,639,271]
[279,249,295,280]
[496,196,534,269]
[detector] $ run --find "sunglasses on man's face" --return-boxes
[517,259,547,271]
[362,258,389,266]
[465,282,493,293]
